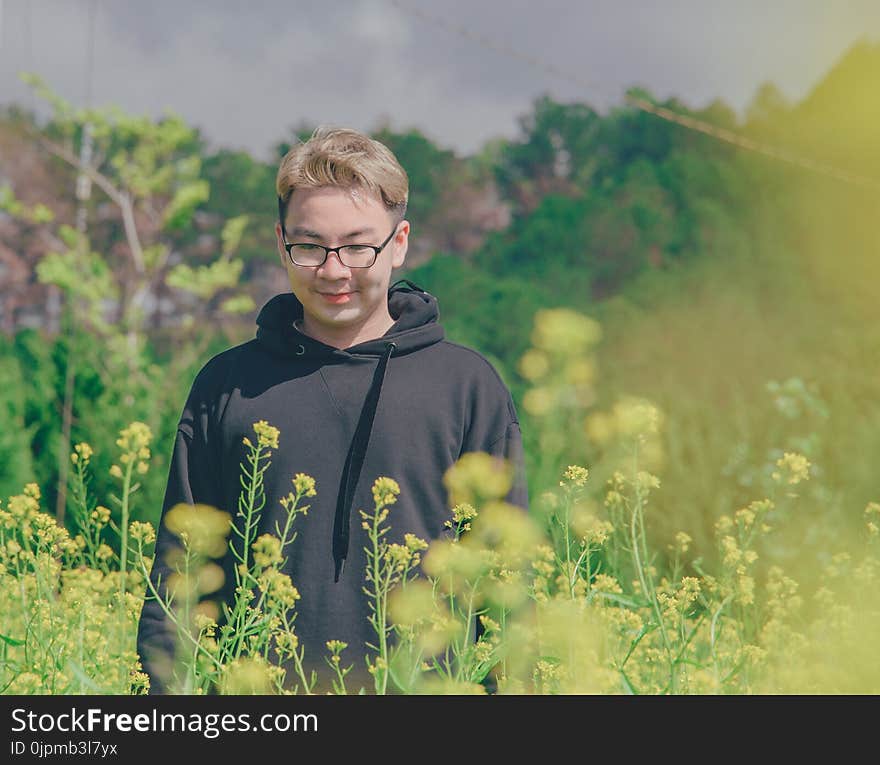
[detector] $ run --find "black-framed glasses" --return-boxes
[281,225,399,268]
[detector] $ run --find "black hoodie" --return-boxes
[136,280,528,693]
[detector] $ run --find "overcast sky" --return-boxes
[1,0,878,161]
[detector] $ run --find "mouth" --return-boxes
[318,291,355,303]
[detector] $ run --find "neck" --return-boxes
[299,309,395,349]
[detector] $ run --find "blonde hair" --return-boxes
[276,126,409,227]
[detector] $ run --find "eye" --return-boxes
[295,243,322,251]
[344,245,373,255]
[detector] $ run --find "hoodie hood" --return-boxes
[253,278,445,581]
[255,279,445,359]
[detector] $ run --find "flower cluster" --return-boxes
[252,420,280,450]
[372,477,400,508]
[110,422,153,477]
[771,452,811,485]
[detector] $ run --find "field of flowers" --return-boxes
[1,308,878,695]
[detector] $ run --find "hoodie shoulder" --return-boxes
[191,340,259,390]
[177,340,259,438]
[433,340,521,447]
[435,339,516,398]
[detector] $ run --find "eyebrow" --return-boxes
[288,226,377,240]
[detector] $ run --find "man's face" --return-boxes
[275,186,408,339]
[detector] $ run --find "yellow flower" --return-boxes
[129,521,156,545]
[194,612,217,634]
[736,574,755,606]
[422,539,487,585]
[612,397,663,438]
[387,580,438,629]
[592,573,622,594]
[275,631,299,657]
[523,387,554,417]
[109,464,123,479]
[561,465,589,487]
[384,543,412,570]
[530,308,601,356]
[720,535,741,567]
[91,505,111,525]
[252,420,280,449]
[293,473,317,498]
[252,534,283,569]
[72,442,93,464]
[450,502,478,526]
[220,657,273,695]
[564,358,595,386]
[771,452,811,485]
[372,476,401,507]
[164,504,231,558]
[673,531,692,554]
[735,507,756,529]
[715,515,734,535]
[635,471,661,492]
[258,568,300,608]
[116,422,153,454]
[196,563,225,594]
[461,501,543,570]
[517,349,550,382]
[443,453,512,507]
[404,533,428,552]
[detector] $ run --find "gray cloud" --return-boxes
[1,0,878,160]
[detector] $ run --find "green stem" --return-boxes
[370,508,388,694]
[628,445,674,692]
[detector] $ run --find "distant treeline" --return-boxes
[1,42,878,547]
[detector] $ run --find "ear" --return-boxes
[275,221,288,268]
[391,220,409,269]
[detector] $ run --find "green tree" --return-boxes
[4,75,254,526]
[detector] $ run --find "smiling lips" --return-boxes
[320,291,354,303]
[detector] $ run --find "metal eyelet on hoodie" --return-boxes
[296,344,305,355]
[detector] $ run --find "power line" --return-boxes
[390,0,880,193]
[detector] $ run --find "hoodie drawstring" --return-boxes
[332,341,397,582]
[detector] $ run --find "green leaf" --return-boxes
[0,632,25,647]
[162,180,210,230]
[221,215,249,257]
[620,669,639,695]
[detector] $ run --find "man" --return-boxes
[137,126,528,694]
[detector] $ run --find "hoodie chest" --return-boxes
[218,352,464,471]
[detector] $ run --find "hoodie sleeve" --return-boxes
[136,368,223,695]
[460,370,530,511]
[485,417,529,511]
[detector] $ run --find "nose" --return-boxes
[316,249,351,278]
